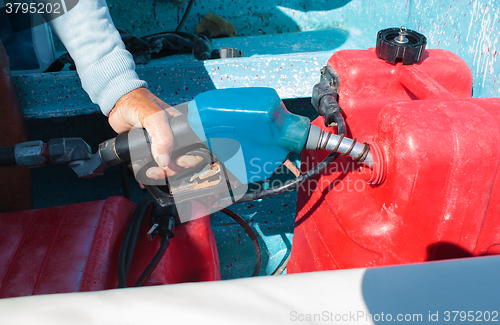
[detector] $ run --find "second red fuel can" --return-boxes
[289,45,500,273]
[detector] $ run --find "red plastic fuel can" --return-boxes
[288,49,500,273]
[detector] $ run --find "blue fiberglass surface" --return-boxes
[17,1,500,118]
[187,87,310,184]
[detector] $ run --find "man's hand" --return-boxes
[108,87,203,180]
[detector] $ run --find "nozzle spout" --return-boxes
[305,125,373,167]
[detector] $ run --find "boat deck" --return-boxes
[13,0,500,278]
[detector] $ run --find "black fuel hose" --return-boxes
[117,194,154,288]
[134,236,170,287]
[221,208,262,277]
[233,152,340,203]
[175,0,195,32]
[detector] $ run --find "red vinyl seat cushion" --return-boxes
[0,196,221,299]
[0,196,136,298]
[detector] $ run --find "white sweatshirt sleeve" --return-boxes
[44,0,147,116]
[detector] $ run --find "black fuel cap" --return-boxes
[376,27,427,65]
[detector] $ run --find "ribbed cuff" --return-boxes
[79,48,147,116]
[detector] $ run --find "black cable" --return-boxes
[119,163,130,200]
[117,212,136,288]
[118,195,146,287]
[272,254,291,276]
[0,146,16,167]
[236,153,339,202]
[221,208,261,277]
[332,111,346,137]
[134,236,170,287]
[117,194,154,288]
[175,0,195,32]
[125,196,154,277]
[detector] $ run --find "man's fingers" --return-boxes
[145,166,166,180]
[142,110,175,168]
[176,155,204,168]
[144,155,204,180]
[109,88,206,183]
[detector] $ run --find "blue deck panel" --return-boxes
[14,1,500,118]
[212,191,296,279]
[14,28,363,118]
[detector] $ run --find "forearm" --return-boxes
[33,1,195,177]
[36,0,146,115]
